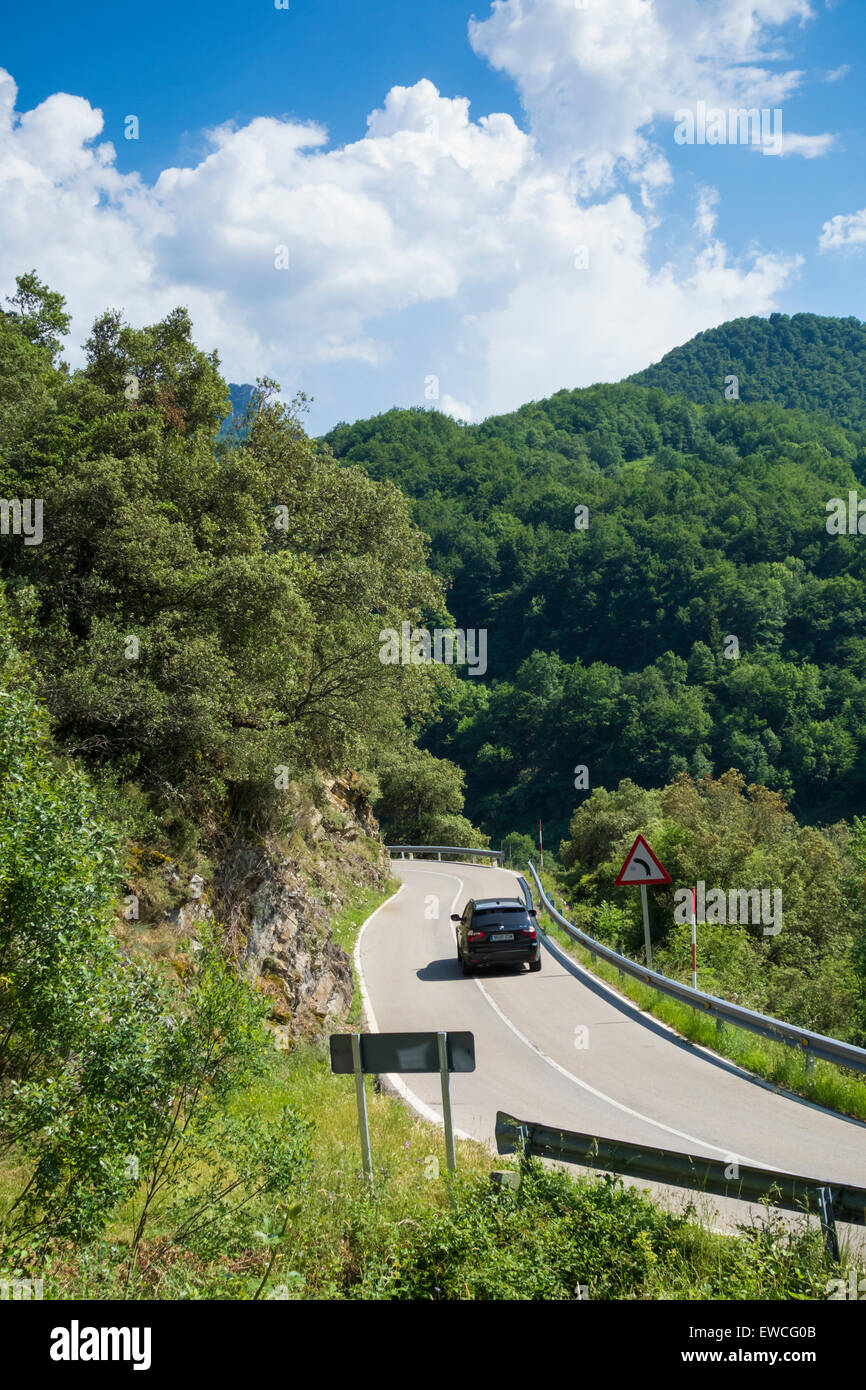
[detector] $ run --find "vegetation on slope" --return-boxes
[0,1041,840,1301]
[630,312,866,430]
[325,381,866,842]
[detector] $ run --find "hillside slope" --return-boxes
[324,380,866,837]
[629,312,866,430]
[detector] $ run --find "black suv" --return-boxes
[452,897,542,975]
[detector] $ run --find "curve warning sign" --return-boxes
[615,834,672,887]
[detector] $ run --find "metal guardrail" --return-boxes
[527,861,866,1077]
[387,844,503,862]
[495,1111,866,1259]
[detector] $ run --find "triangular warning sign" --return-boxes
[615,834,671,886]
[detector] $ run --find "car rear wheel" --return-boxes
[460,952,474,976]
[529,955,542,973]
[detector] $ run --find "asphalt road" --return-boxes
[358,858,866,1247]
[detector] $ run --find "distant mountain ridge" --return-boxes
[218,382,258,439]
[225,312,866,440]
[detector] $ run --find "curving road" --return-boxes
[358,858,866,1244]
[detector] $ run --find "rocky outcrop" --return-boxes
[135,773,390,1042]
[222,840,355,1036]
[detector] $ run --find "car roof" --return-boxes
[472,897,526,910]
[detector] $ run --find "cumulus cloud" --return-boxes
[819,208,866,252]
[0,11,809,432]
[441,395,475,422]
[469,0,830,190]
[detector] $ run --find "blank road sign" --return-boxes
[329,1031,476,1075]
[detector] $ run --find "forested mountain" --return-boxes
[325,375,866,843]
[629,312,866,430]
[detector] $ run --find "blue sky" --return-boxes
[2,0,865,433]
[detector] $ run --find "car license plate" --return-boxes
[490,933,514,942]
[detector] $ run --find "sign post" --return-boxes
[350,1032,374,1190]
[330,1031,476,1183]
[437,1032,457,1174]
[691,886,697,990]
[615,834,672,972]
[639,885,652,970]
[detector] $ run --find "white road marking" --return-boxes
[471,975,768,1166]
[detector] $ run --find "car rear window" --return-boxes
[473,906,529,926]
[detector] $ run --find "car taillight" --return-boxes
[467,931,485,942]
[520,927,536,938]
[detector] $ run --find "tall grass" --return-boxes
[2,1042,846,1300]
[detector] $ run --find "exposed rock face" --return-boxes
[147,773,390,1042]
[224,841,355,1035]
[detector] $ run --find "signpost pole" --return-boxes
[640,884,653,970]
[691,886,697,990]
[538,819,544,870]
[351,1032,374,1191]
[437,1031,457,1175]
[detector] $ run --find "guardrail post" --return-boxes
[516,1124,533,1175]
[716,1017,724,1041]
[816,1186,841,1264]
[805,1051,816,1077]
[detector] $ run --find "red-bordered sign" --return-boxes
[615,834,671,886]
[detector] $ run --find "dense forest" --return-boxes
[324,376,866,841]
[320,316,866,1043]
[0,275,478,850]
[630,312,866,431]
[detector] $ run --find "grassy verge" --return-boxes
[533,872,866,1124]
[330,873,400,1023]
[3,864,861,1301]
[1,1040,850,1300]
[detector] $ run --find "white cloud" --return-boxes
[819,208,866,252]
[469,0,831,189]
[695,185,720,236]
[0,33,805,431]
[764,129,836,157]
[440,395,474,422]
